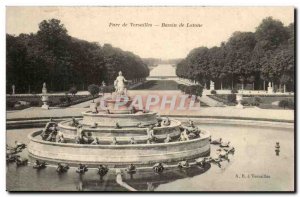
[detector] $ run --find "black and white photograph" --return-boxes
[4,6,295,192]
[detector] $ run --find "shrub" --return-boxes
[177,84,186,92]
[66,96,71,104]
[251,100,260,106]
[241,100,249,106]
[187,85,203,97]
[88,84,100,102]
[248,97,261,106]
[6,101,15,108]
[48,100,53,106]
[231,89,238,94]
[254,96,262,103]
[30,101,40,106]
[279,99,294,109]
[210,90,217,94]
[69,86,78,96]
[227,94,236,103]
[184,86,191,95]
[279,100,289,109]
[287,99,294,109]
[195,85,203,97]
[59,97,67,103]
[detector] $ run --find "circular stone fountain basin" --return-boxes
[27,129,210,166]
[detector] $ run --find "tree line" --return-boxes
[176,17,294,92]
[7,19,149,94]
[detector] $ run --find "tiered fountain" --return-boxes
[27,72,211,167]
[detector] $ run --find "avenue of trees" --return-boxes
[176,17,294,92]
[7,19,149,93]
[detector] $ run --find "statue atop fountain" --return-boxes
[114,71,127,96]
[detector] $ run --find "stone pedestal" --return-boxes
[41,95,49,109]
[41,104,49,109]
[236,94,244,109]
[41,82,49,110]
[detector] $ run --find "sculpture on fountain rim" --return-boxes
[114,71,128,96]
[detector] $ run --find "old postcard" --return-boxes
[6,6,295,192]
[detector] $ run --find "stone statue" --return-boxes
[42,82,47,94]
[210,80,215,91]
[267,82,274,94]
[12,85,15,95]
[114,71,127,96]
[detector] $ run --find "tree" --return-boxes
[219,73,226,90]
[6,18,149,93]
[255,17,289,50]
[175,17,294,92]
[247,75,256,90]
[88,84,100,102]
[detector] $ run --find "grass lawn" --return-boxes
[7,94,93,110]
[243,96,294,109]
[207,94,236,106]
[209,94,294,109]
[131,80,179,90]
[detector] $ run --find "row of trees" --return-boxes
[176,17,294,92]
[7,19,149,93]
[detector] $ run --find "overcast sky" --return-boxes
[6,7,294,59]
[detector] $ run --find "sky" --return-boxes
[6,7,294,59]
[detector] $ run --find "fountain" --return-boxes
[27,72,211,166]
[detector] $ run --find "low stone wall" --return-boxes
[27,130,210,165]
[81,111,157,127]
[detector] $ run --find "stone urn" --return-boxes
[41,95,49,109]
[41,82,49,109]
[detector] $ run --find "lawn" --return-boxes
[243,96,294,109]
[7,94,94,110]
[131,80,179,90]
[209,94,294,109]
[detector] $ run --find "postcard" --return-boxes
[6,6,295,192]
